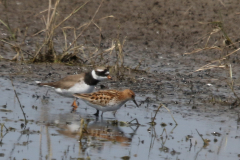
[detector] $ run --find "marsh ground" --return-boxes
[1,0,240,160]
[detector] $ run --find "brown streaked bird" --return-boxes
[73,89,138,116]
[36,66,112,112]
[56,120,131,146]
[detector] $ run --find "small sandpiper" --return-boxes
[73,89,138,116]
[36,66,112,112]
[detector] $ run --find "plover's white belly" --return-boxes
[55,82,95,98]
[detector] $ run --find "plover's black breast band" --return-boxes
[84,72,100,85]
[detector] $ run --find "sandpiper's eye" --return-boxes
[131,95,134,98]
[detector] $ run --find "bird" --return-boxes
[73,89,138,116]
[36,66,112,112]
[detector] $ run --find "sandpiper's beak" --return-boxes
[133,99,139,107]
[107,75,112,80]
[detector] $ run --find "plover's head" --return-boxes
[92,66,112,81]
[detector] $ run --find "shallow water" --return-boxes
[0,78,240,160]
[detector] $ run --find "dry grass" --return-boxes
[31,0,90,62]
[185,21,239,71]
[29,0,121,67]
[0,0,121,67]
[0,0,142,81]
[185,20,240,104]
[0,18,16,41]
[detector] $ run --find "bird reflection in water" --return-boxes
[54,115,139,153]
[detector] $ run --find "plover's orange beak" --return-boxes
[107,75,112,80]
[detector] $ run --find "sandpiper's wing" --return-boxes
[73,90,119,106]
[38,73,85,89]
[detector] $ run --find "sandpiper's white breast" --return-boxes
[82,98,128,112]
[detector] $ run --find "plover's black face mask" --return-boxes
[84,67,111,86]
[95,68,110,77]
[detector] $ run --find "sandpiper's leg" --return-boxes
[93,109,99,116]
[101,111,104,117]
[71,98,78,112]
[113,111,117,116]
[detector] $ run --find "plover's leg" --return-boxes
[93,109,99,116]
[71,98,78,112]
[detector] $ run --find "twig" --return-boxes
[160,128,167,137]
[32,35,51,62]
[63,0,104,53]
[151,104,162,124]
[189,139,192,151]
[54,0,90,29]
[127,118,140,125]
[196,129,209,147]
[11,80,27,128]
[32,0,88,62]
[228,64,240,103]
[1,39,34,58]
[78,119,85,142]
[196,129,205,142]
[184,46,222,55]
[0,132,9,145]
[1,123,8,132]
[161,104,178,125]
[148,126,156,158]
[83,44,115,62]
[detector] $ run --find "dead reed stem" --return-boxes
[11,80,27,128]
[127,118,140,125]
[55,0,90,29]
[161,104,178,125]
[32,0,90,62]
[160,128,167,137]
[188,47,240,73]
[196,129,205,142]
[151,104,162,124]
[0,123,8,132]
[63,0,104,54]
[196,129,209,147]
[78,119,85,142]
[228,64,240,103]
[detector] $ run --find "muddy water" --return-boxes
[0,77,240,160]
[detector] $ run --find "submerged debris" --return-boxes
[0,109,12,112]
[211,132,221,136]
[159,146,169,153]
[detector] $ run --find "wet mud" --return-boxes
[1,0,240,160]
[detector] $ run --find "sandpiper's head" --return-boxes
[123,89,139,107]
[92,66,112,81]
